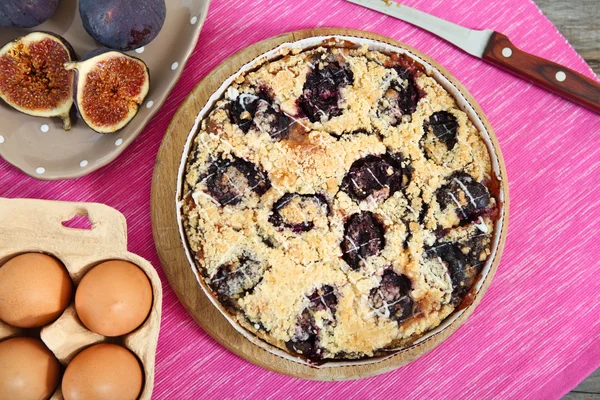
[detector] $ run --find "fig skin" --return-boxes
[65,49,150,134]
[0,31,75,130]
[0,0,60,28]
[79,0,167,51]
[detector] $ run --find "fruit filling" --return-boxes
[200,155,271,207]
[369,270,414,322]
[341,212,386,270]
[269,193,329,232]
[436,172,493,225]
[421,111,460,162]
[341,153,410,202]
[286,286,338,359]
[298,62,354,122]
[209,255,267,308]
[229,91,292,139]
[377,67,423,126]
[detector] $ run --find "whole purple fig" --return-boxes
[79,0,167,51]
[0,0,60,28]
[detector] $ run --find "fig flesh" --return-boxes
[0,0,60,28]
[65,50,150,134]
[79,0,167,51]
[0,31,74,130]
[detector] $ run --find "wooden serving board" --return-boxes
[0,198,162,399]
[151,28,509,381]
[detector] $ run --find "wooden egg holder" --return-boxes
[0,198,162,399]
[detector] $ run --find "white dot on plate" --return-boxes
[556,71,567,82]
[171,62,179,71]
[80,160,88,167]
[146,100,154,108]
[135,47,145,54]
[0,135,4,144]
[115,138,123,146]
[36,167,45,175]
[501,47,512,58]
[190,16,198,25]
[40,124,49,133]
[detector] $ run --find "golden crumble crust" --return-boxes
[181,45,498,361]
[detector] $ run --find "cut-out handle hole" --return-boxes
[62,214,94,230]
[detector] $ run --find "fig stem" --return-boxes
[61,114,72,131]
[64,62,78,71]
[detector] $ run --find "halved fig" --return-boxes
[0,32,75,130]
[65,50,150,134]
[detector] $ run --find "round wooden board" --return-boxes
[151,28,510,381]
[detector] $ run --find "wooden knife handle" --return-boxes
[483,32,600,114]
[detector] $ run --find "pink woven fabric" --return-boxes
[1,0,599,398]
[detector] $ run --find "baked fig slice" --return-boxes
[0,0,60,28]
[0,32,75,130]
[65,50,150,134]
[79,0,167,51]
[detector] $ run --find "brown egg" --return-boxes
[0,337,61,400]
[62,344,143,400]
[0,253,73,328]
[75,260,152,336]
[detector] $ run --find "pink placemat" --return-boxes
[1,0,599,398]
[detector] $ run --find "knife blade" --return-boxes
[346,0,600,114]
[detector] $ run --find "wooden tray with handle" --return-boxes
[151,28,510,380]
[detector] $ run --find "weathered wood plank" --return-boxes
[571,368,600,396]
[563,393,600,400]
[535,0,599,75]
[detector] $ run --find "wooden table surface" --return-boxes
[535,0,599,76]
[533,1,598,398]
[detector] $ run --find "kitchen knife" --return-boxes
[346,0,600,114]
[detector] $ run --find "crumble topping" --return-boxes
[181,44,498,361]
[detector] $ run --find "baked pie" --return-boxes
[181,43,499,361]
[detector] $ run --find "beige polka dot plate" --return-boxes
[0,0,210,180]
